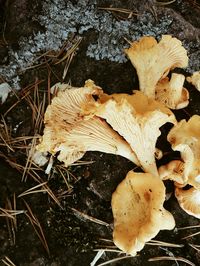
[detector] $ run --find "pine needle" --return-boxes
[156,0,177,5]
[1,256,16,266]
[18,182,48,197]
[24,200,50,255]
[148,256,195,266]
[189,243,200,252]
[147,239,184,248]
[97,255,133,266]
[70,207,110,227]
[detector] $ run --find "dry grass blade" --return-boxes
[147,240,184,248]
[70,207,110,227]
[97,255,133,266]
[24,200,50,255]
[1,256,16,266]
[148,256,195,266]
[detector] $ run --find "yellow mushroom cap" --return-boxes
[167,115,200,188]
[175,187,200,219]
[84,90,176,176]
[125,35,188,99]
[37,80,139,167]
[155,73,189,109]
[187,71,200,91]
[112,171,175,256]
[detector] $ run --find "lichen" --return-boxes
[0,0,199,90]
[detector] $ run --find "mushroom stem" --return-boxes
[169,73,185,104]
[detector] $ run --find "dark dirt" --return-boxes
[0,0,200,266]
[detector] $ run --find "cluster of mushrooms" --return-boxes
[36,35,200,256]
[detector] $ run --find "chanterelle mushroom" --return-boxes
[112,171,175,256]
[166,115,200,188]
[37,80,139,167]
[187,71,200,91]
[125,35,188,99]
[155,73,189,109]
[83,90,176,176]
[175,187,200,219]
[159,160,185,186]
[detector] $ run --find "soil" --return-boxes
[0,0,200,266]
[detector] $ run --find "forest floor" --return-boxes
[0,0,200,265]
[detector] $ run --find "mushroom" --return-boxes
[37,80,139,167]
[187,71,200,91]
[175,187,200,219]
[158,160,186,186]
[112,171,175,256]
[166,115,200,188]
[125,35,188,99]
[155,73,189,109]
[83,90,176,175]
